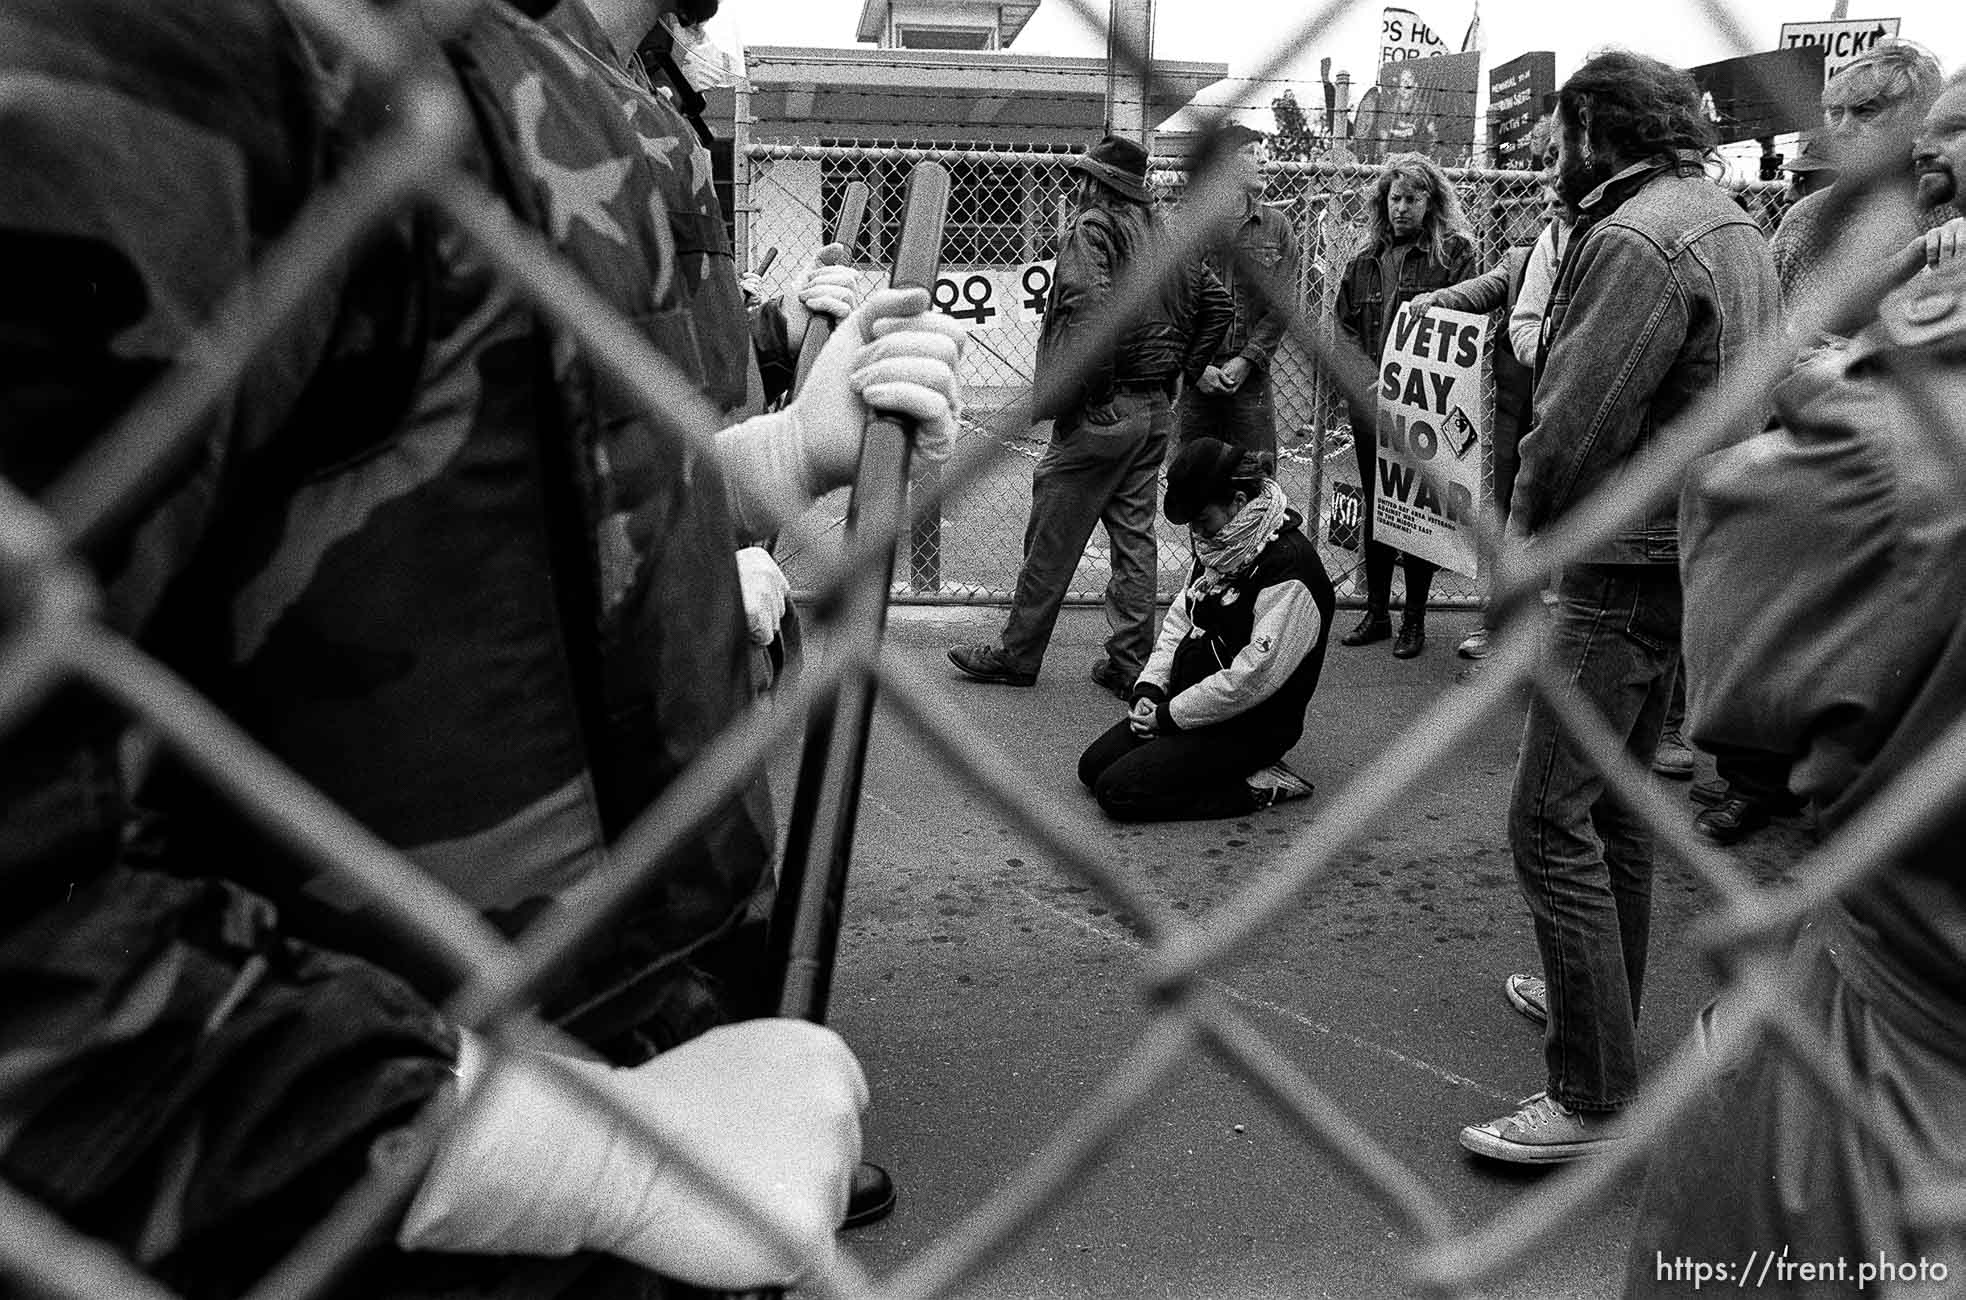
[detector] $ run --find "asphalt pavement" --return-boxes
[772,603,1812,1300]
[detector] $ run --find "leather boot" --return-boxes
[1392,613,1426,659]
[1340,608,1392,647]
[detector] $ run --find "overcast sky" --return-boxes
[714,0,1966,130]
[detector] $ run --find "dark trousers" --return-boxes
[1509,564,1682,1112]
[1174,367,1277,468]
[1000,391,1168,678]
[1670,663,1798,805]
[1078,716,1291,822]
[1351,410,1437,614]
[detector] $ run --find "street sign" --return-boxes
[1778,17,1902,79]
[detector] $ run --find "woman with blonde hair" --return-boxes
[1333,153,1477,658]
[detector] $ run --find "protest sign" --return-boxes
[1356,51,1482,165]
[1687,47,1825,144]
[1381,6,1452,66]
[1489,51,1555,169]
[1372,305,1489,577]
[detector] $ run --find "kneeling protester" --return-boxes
[1078,438,1335,820]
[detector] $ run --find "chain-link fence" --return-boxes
[4,1,1965,1299]
[746,143,1783,607]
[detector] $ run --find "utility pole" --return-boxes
[1106,0,1155,151]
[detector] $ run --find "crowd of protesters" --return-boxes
[959,33,1966,1293]
[4,0,1966,1296]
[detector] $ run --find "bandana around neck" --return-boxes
[1190,479,1289,597]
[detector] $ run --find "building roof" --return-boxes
[856,0,1044,46]
[730,46,1229,147]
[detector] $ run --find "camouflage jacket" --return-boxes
[0,0,771,1291]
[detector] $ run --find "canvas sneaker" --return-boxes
[1246,762,1314,809]
[1504,973,1547,1026]
[1459,1091,1627,1165]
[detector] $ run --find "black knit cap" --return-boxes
[1069,134,1152,203]
[1164,437,1252,525]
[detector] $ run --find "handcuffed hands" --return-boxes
[399,1021,868,1290]
[735,547,790,646]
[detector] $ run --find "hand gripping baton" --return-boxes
[790,181,873,396]
[769,162,949,1023]
[694,165,947,1300]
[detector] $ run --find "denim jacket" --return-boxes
[1203,197,1303,372]
[1333,229,1478,435]
[1513,155,1778,562]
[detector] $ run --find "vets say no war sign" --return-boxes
[1372,305,1490,578]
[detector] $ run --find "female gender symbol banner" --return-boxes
[1372,304,1489,577]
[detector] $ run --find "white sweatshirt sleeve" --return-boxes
[1166,579,1321,730]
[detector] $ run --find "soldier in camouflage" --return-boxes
[0,0,961,1293]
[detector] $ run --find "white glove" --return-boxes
[714,286,965,534]
[399,1021,868,1290]
[735,546,790,646]
[781,242,859,350]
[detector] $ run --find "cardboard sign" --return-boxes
[1372,305,1489,578]
[1778,18,1901,78]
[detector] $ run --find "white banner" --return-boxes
[1371,305,1489,578]
[1381,6,1453,68]
[930,261,1056,331]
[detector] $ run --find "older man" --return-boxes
[950,136,1230,697]
[1770,40,1947,307]
[1623,73,1966,1293]
[1461,51,1779,1165]
[1691,41,1947,848]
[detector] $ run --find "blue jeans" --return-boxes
[1000,391,1168,678]
[1509,564,1683,1112]
[1175,368,1276,467]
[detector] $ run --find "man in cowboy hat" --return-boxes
[950,135,1231,698]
